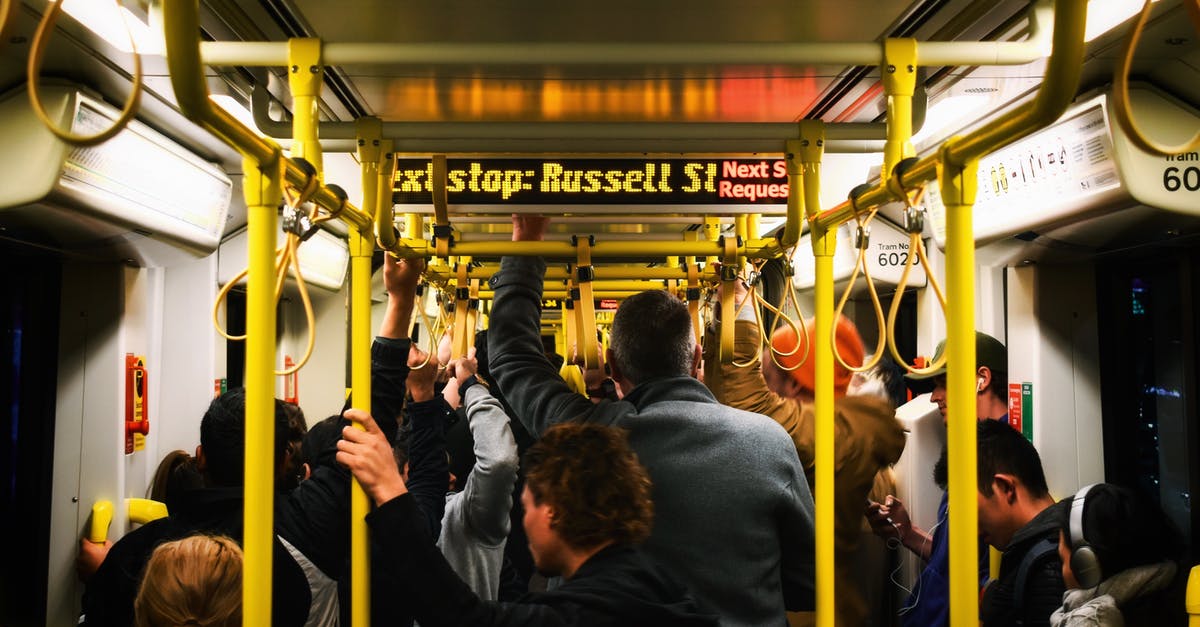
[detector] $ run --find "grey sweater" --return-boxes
[487,255,816,627]
[437,385,520,601]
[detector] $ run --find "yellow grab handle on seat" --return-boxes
[128,498,169,525]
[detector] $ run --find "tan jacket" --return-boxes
[705,319,906,626]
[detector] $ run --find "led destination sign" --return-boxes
[392,158,790,205]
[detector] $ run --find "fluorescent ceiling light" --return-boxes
[57,0,163,55]
[209,95,262,135]
[1085,0,1159,43]
[912,95,992,145]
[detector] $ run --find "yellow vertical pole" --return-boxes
[939,141,980,627]
[795,118,832,627]
[881,39,918,180]
[241,154,282,627]
[287,38,324,175]
[351,117,385,627]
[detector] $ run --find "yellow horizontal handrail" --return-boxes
[378,237,777,260]
[160,0,371,232]
[813,0,1085,232]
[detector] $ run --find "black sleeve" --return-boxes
[372,336,413,443]
[1021,560,1066,627]
[80,534,156,626]
[367,494,573,627]
[404,398,450,540]
[274,336,412,577]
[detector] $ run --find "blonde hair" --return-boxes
[134,535,243,627]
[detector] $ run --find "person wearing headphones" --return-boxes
[865,331,1008,627]
[1053,483,1185,626]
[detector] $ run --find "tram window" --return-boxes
[0,249,61,627]
[1097,253,1199,563]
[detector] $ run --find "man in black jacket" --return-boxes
[80,255,425,626]
[339,412,718,626]
[977,419,1066,627]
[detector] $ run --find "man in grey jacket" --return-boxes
[486,215,816,626]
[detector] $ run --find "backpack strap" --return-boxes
[1014,536,1060,626]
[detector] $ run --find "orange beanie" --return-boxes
[770,315,865,397]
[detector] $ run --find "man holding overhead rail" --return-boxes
[702,279,906,627]
[487,215,815,626]
[865,331,1008,627]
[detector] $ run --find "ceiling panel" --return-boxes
[285,0,915,123]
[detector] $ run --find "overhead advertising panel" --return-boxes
[924,95,1123,249]
[392,157,792,205]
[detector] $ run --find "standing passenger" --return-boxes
[702,283,906,627]
[133,535,242,627]
[975,419,1066,627]
[339,415,718,625]
[865,331,1009,627]
[485,215,815,626]
[1052,483,1185,627]
[437,346,520,599]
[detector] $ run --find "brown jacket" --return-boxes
[705,319,906,625]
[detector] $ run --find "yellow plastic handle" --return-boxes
[89,500,114,544]
[127,498,169,525]
[1185,565,1200,625]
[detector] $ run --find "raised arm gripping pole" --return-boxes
[572,236,601,370]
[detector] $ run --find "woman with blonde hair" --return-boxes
[133,535,242,627]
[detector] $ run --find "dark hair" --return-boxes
[199,388,290,488]
[280,402,308,491]
[523,422,653,550]
[977,419,1049,498]
[1064,483,1182,578]
[986,369,1008,402]
[301,414,346,472]
[610,290,695,385]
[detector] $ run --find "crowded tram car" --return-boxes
[2,0,1200,625]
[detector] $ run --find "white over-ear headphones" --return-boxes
[1069,484,1103,588]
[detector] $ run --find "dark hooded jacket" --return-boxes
[980,501,1067,627]
[367,493,719,627]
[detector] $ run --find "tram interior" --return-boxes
[1,0,1200,624]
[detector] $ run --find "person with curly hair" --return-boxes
[133,535,242,627]
[338,415,717,626]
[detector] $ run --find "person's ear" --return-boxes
[977,367,991,393]
[194,445,206,473]
[606,348,623,381]
[689,344,702,378]
[302,463,312,482]
[993,474,1018,503]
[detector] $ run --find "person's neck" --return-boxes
[560,540,615,580]
[979,393,1008,421]
[1015,494,1058,530]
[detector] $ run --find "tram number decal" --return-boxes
[1163,166,1200,192]
[877,252,910,267]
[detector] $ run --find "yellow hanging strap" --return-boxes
[431,155,452,259]
[451,263,471,360]
[561,298,576,364]
[686,262,702,343]
[1112,0,1200,156]
[28,0,143,147]
[832,195,886,373]
[409,283,438,370]
[573,236,600,369]
[884,166,948,376]
[718,235,739,364]
[465,278,481,351]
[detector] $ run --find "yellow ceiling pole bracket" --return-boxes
[717,235,739,365]
[937,138,980,627]
[287,38,324,177]
[881,38,918,179]
[451,262,471,359]
[572,235,600,369]
[686,262,702,344]
[240,152,283,627]
[345,198,372,624]
[431,155,452,259]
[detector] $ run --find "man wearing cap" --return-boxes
[865,331,1009,627]
[703,284,905,627]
